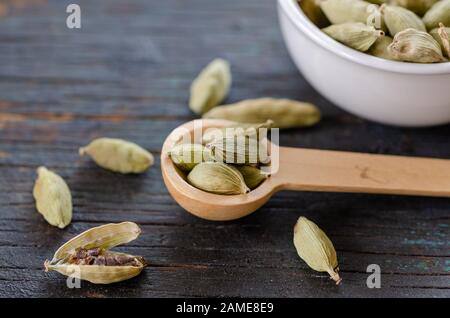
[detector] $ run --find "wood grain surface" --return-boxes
[0,0,448,298]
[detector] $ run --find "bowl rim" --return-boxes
[279,0,450,75]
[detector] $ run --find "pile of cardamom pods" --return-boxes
[299,0,450,63]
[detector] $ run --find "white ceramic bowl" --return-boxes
[278,0,450,127]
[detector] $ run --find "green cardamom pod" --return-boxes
[203,98,321,129]
[189,58,231,115]
[168,143,213,172]
[298,0,330,28]
[320,0,386,30]
[44,222,146,284]
[388,28,447,62]
[187,162,249,195]
[391,0,438,16]
[430,23,450,57]
[381,5,426,36]
[234,165,268,189]
[423,0,450,30]
[201,120,273,145]
[79,138,154,174]
[323,22,385,51]
[33,167,72,229]
[293,217,342,285]
[206,135,270,165]
[368,35,395,59]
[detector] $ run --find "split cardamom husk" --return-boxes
[168,143,213,172]
[234,165,268,189]
[203,98,321,129]
[388,28,447,62]
[44,222,146,284]
[33,167,72,229]
[319,0,385,29]
[381,4,426,36]
[189,58,231,115]
[298,0,330,28]
[206,135,270,165]
[322,22,385,51]
[368,35,395,59]
[201,120,273,145]
[79,138,154,174]
[391,0,438,16]
[293,217,341,285]
[187,162,249,195]
[430,23,450,57]
[422,0,450,30]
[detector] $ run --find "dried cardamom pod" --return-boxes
[33,167,72,229]
[423,0,450,30]
[206,135,270,165]
[189,58,231,115]
[79,138,154,174]
[322,22,385,51]
[381,5,426,36]
[388,28,447,62]
[368,35,395,59]
[320,0,385,30]
[430,23,450,57]
[201,120,273,145]
[234,165,268,189]
[203,98,321,129]
[391,0,438,16]
[44,222,146,284]
[168,143,213,172]
[367,0,387,5]
[293,217,342,285]
[298,0,330,28]
[187,162,249,195]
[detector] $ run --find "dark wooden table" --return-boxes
[0,0,448,298]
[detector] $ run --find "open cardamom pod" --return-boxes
[391,0,438,16]
[422,0,450,30]
[168,143,213,172]
[201,120,273,145]
[381,4,426,36]
[187,162,250,195]
[203,98,320,129]
[189,58,231,115]
[33,167,72,229]
[234,165,268,189]
[388,28,447,62]
[79,138,154,174]
[430,23,450,58]
[323,22,385,51]
[293,217,341,285]
[368,35,395,59]
[44,222,146,284]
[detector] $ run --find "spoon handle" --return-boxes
[272,147,450,197]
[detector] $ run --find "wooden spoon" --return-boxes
[161,119,450,221]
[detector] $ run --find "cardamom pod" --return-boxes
[168,143,213,172]
[203,98,321,129]
[298,0,330,28]
[189,58,231,115]
[368,35,395,59]
[319,0,385,30]
[322,22,385,51]
[422,0,450,30]
[79,138,154,174]
[33,167,72,229]
[381,5,426,36]
[206,135,270,165]
[201,120,273,145]
[293,217,342,285]
[187,162,249,195]
[388,28,447,62]
[44,222,146,284]
[234,165,268,189]
[391,0,438,16]
[430,23,450,57]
